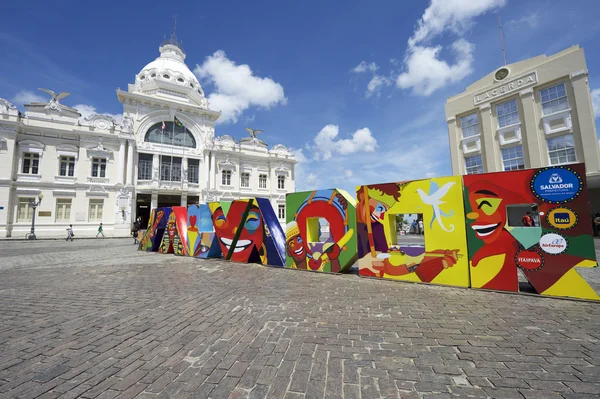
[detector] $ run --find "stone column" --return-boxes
[151,192,158,209]
[209,153,216,189]
[519,88,543,168]
[181,195,187,207]
[203,152,210,190]
[570,71,600,174]
[478,103,499,172]
[126,140,134,185]
[182,157,188,183]
[117,139,126,184]
[152,154,160,181]
[446,117,460,175]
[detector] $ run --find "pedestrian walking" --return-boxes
[96,223,105,238]
[132,220,141,244]
[418,219,424,235]
[66,224,74,241]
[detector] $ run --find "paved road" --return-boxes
[0,239,599,399]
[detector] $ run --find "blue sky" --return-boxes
[2,0,600,194]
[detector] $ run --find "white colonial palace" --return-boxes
[0,38,296,238]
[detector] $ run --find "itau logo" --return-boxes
[549,173,563,183]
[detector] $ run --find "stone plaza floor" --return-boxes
[0,239,599,399]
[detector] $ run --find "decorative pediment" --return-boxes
[274,163,290,176]
[270,144,291,156]
[218,158,236,171]
[215,135,237,149]
[80,114,116,130]
[18,139,45,153]
[87,140,113,159]
[56,144,80,159]
[87,184,109,197]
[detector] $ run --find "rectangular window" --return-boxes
[541,82,568,115]
[259,174,267,189]
[138,153,153,180]
[241,172,250,188]
[222,170,231,186]
[501,145,525,171]
[547,134,577,165]
[59,156,75,177]
[465,154,483,175]
[496,99,519,128]
[188,159,199,184]
[22,153,40,175]
[507,204,540,228]
[91,158,107,178]
[160,156,182,182]
[277,175,285,189]
[278,205,285,220]
[89,199,104,222]
[17,197,34,222]
[55,199,72,222]
[460,113,479,138]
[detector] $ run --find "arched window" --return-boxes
[144,121,196,148]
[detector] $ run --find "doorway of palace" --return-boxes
[136,193,152,228]
[157,194,182,208]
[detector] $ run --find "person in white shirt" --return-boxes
[66,224,74,241]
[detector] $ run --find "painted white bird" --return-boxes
[416,181,455,232]
[245,127,263,138]
[38,88,71,103]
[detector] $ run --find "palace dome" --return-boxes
[135,40,205,98]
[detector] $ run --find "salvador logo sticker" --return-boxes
[515,248,544,272]
[530,166,583,204]
[546,207,578,230]
[539,233,568,255]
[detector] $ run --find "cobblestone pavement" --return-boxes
[0,239,599,399]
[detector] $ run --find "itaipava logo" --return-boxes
[539,233,568,255]
[515,249,544,271]
[530,166,583,204]
[546,207,578,230]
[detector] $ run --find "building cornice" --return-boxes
[116,90,221,121]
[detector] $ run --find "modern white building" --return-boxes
[445,45,600,212]
[0,37,296,238]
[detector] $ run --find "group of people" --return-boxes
[410,219,424,235]
[64,219,144,242]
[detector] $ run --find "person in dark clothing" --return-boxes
[132,220,141,244]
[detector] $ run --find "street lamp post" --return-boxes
[27,193,44,240]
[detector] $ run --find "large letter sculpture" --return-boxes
[357,177,470,287]
[186,204,221,258]
[464,164,599,300]
[137,163,598,301]
[140,207,171,252]
[285,189,357,273]
[159,207,188,254]
[209,198,286,266]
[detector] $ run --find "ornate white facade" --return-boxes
[0,39,296,238]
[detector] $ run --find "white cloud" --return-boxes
[506,10,544,29]
[591,88,600,118]
[73,104,122,123]
[343,169,353,178]
[352,61,379,74]
[313,125,377,160]
[397,39,474,96]
[366,75,392,98]
[12,90,46,106]
[351,61,392,97]
[395,0,505,96]
[409,0,507,46]
[194,50,287,124]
